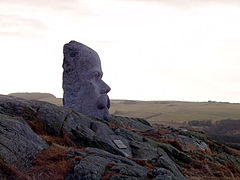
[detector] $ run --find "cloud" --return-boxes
[118,0,240,9]
[0,0,92,38]
[122,0,240,4]
[1,0,91,15]
[2,0,76,9]
[0,32,38,38]
[0,15,47,29]
[0,15,48,38]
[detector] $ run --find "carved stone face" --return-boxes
[63,41,111,120]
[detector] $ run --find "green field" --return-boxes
[110,100,240,124]
[8,93,240,124]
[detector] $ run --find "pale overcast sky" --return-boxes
[0,0,240,102]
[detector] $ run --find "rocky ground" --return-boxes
[1,95,240,180]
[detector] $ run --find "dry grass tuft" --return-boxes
[62,132,77,147]
[123,124,134,131]
[108,121,119,130]
[25,144,74,180]
[25,119,45,135]
[139,130,162,139]
[128,158,155,173]
[40,132,76,147]
[167,138,184,151]
[102,162,118,180]
[0,159,29,180]
[180,154,240,179]
[227,162,240,175]
[157,126,170,135]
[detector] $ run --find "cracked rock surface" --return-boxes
[0,113,48,170]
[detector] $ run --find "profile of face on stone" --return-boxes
[62,41,111,120]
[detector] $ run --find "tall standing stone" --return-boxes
[63,41,111,120]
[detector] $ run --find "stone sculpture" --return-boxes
[62,41,111,120]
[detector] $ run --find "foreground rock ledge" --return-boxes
[0,114,48,170]
[1,95,240,179]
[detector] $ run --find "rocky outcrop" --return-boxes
[0,114,48,170]
[1,94,240,179]
[70,148,147,180]
[109,115,153,132]
[0,95,132,157]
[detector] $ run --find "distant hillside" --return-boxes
[8,93,62,105]
[110,100,240,124]
[8,93,240,124]
[9,92,56,100]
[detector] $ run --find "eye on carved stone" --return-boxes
[95,72,101,79]
[70,51,78,57]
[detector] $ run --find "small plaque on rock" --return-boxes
[112,140,127,149]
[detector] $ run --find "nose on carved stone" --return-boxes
[101,82,111,94]
[105,84,111,93]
